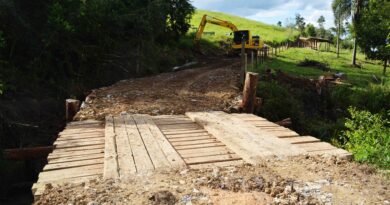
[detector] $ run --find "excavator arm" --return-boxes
[194,15,238,48]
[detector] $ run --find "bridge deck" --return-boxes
[32,112,351,199]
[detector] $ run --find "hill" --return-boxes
[190,9,299,44]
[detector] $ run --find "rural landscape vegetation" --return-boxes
[0,0,389,204]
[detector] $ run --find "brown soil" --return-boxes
[75,58,241,120]
[35,155,389,205]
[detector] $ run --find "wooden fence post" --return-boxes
[240,38,246,86]
[66,99,80,122]
[251,51,254,71]
[242,72,259,113]
[244,53,248,72]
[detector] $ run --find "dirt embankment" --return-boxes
[75,58,241,120]
[35,156,389,205]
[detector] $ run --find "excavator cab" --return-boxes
[233,30,250,45]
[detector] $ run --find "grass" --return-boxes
[258,47,389,89]
[190,9,299,44]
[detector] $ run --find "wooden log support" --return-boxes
[65,99,80,122]
[242,72,259,113]
[3,146,54,160]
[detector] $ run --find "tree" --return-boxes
[317,15,326,38]
[350,0,365,66]
[306,24,317,37]
[355,0,390,75]
[295,14,306,36]
[332,0,352,58]
[277,21,282,27]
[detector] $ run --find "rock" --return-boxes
[176,186,185,193]
[87,201,99,205]
[179,180,185,185]
[149,190,177,205]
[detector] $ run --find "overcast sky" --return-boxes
[191,0,335,29]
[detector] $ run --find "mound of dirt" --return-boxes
[75,58,241,120]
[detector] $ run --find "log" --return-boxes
[3,146,54,160]
[66,99,80,122]
[242,72,259,113]
[275,118,292,127]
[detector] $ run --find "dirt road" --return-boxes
[75,57,241,120]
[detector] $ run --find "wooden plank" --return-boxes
[160,127,201,132]
[60,128,103,134]
[49,153,103,164]
[170,139,218,146]
[283,136,321,144]
[144,116,186,168]
[55,139,103,146]
[158,124,199,129]
[132,114,170,169]
[103,116,120,180]
[44,158,104,171]
[154,121,194,125]
[177,146,228,155]
[297,142,338,152]
[163,130,209,135]
[56,136,103,142]
[168,135,212,142]
[165,132,210,139]
[309,148,352,159]
[184,154,242,165]
[175,143,226,150]
[114,115,137,178]
[123,115,154,173]
[180,149,234,158]
[38,164,103,181]
[48,149,103,159]
[58,132,103,138]
[189,160,244,169]
[186,112,305,164]
[54,144,104,152]
[54,140,104,148]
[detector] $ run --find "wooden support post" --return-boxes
[3,146,54,160]
[251,51,254,71]
[65,99,80,122]
[240,38,246,86]
[242,72,259,113]
[244,53,248,72]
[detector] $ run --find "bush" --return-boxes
[342,107,390,168]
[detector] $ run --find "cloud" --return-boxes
[191,0,335,28]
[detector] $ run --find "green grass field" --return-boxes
[190,10,299,44]
[257,47,389,89]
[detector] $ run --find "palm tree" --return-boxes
[332,0,352,58]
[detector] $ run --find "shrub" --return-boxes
[342,107,390,169]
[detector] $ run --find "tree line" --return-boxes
[0,0,194,97]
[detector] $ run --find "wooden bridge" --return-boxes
[32,111,351,198]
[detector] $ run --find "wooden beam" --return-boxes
[3,146,53,160]
[65,99,80,122]
[242,72,259,113]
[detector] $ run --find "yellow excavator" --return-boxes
[194,14,264,52]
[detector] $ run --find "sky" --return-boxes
[191,0,335,29]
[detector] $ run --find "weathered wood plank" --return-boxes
[49,153,104,164]
[144,116,186,169]
[168,135,212,142]
[44,158,104,171]
[283,136,321,144]
[48,149,103,159]
[54,140,104,148]
[123,115,154,173]
[114,115,137,179]
[185,154,242,165]
[133,114,171,169]
[38,164,103,181]
[103,116,120,180]
[171,139,218,146]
